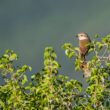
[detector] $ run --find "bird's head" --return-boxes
[76,32,89,40]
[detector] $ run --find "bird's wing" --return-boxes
[79,46,90,56]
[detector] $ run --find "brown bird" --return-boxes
[76,32,91,61]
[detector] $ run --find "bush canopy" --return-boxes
[0,35,110,110]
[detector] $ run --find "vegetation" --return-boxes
[0,35,110,110]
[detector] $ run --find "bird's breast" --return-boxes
[79,39,90,47]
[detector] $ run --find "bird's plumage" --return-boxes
[76,32,91,61]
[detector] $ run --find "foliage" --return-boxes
[0,35,109,109]
[62,35,110,109]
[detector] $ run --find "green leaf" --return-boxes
[45,47,54,52]
[74,47,79,51]
[0,100,4,107]
[22,65,28,70]
[59,75,63,79]
[9,53,18,61]
[5,49,13,54]
[65,49,70,56]
[1,57,9,63]
[3,54,9,58]
[68,52,74,59]
[102,38,108,43]
[106,63,110,67]
[13,72,19,78]
[93,56,98,61]
[44,107,49,110]
[103,73,108,77]
[94,35,99,39]
[96,42,101,45]
[0,64,4,69]
[29,66,32,71]
[31,74,36,80]
[98,45,103,52]
[88,48,94,53]
[51,53,57,58]
[92,68,98,74]
[62,43,72,48]
[75,64,80,71]
[107,35,110,38]
[44,59,50,66]
[65,76,69,79]
[22,75,28,85]
[86,42,91,46]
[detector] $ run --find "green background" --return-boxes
[0,0,110,85]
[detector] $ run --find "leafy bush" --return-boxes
[0,35,109,109]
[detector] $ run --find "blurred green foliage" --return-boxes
[0,35,110,109]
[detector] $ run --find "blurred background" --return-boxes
[0,0,110,86]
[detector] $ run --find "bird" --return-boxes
[76,32,91,62]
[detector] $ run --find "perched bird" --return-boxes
[76,32,91,61]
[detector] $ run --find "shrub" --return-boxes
[0,35,109,109]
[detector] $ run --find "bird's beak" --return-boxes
[75,34,78,37]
